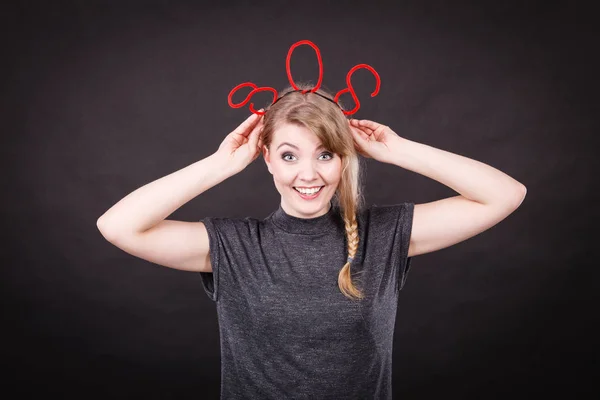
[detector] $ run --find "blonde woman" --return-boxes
[97,84,526,399]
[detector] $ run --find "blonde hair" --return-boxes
[260,82,367,301]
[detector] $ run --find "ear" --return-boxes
[262,145,273,174]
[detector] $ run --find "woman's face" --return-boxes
[263,123,342,219]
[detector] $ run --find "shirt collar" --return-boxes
[269,200,341,235]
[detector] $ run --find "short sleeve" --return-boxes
[198,216,256,302]
[198,217,222,302]
[397,202,415,289]
[368,202,415,292]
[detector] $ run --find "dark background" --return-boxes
[3,0,598,398]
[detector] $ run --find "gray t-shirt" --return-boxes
[199,200,414,399]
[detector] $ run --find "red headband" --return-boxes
[227,40,381,116]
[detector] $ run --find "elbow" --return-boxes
[97,216,141,243]
[96,214,109,233]
[512,184,527,208]
[97,216,120,243]
[97,216,111,240]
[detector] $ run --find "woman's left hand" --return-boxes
[348,118,401,164]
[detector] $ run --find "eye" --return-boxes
[281,152,334,162]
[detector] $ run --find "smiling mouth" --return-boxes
[293,186,324,197]
[293,186,324,192]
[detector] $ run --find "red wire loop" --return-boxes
[227,83,277,116]
[334,64,381,115]
[227,40,381,116]
[286,40,323,94]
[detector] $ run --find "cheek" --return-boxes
[271,159,342,183]
[271,166,296,187]
[325,160,343,180]
[331,159,343,172]
[271,164,290,178]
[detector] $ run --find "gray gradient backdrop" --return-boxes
[3,0,597,398]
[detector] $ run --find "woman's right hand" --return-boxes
[216,111,265,173]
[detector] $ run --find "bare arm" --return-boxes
[389,136,526,258]
[97,152,235,237]
[96,112,264,273]
[96,153,236,273]
[97,153,237,272]
[349,118,526,259]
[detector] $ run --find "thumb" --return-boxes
[249,120,263,150]
[350,124,369,143]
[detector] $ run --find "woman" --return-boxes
[97,83,526,399]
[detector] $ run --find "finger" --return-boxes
[253,122,264,147]
[248,120,263,150]
[352,139,371,159]
[350,119,374,137]
[362,126,375,137]
[233,110,264,136]
[350,125,370,142]
[359,119,388,137]
[356,119,381,129]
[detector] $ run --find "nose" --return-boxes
[297,159,320,181]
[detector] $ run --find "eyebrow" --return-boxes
[276,142,326,151]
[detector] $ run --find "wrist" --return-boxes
[211,151,242,176]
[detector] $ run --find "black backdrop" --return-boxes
[3,0,598,398]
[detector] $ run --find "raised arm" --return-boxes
[97,112,264,272]
[349,118,526,259]
[96,153,236,272]
[97,153,235,236]
[393,136,526,258]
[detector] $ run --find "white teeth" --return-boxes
[295,186,322,195]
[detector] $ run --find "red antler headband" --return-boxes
[227,39,381,116]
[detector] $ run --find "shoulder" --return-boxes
[201,214,265,237]
[363,202,414,223]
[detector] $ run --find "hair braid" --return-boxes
[338,211,364,300]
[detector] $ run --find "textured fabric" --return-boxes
[199,200,414,399]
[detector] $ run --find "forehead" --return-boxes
[273,123,322,149]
